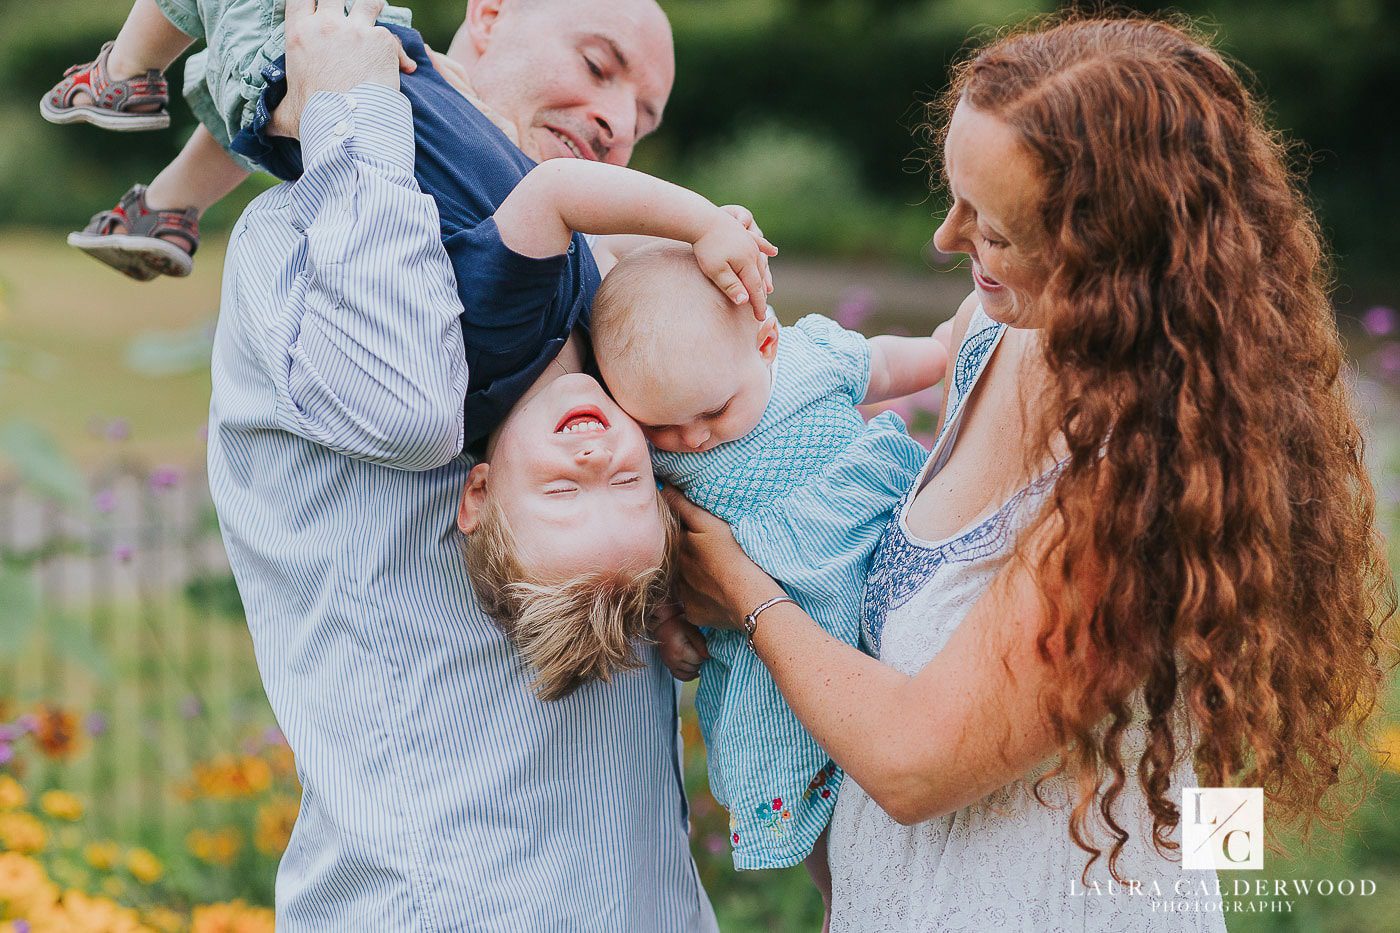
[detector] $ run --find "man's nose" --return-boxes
[590,97,635,152]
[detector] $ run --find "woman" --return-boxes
[665,14,1394,930]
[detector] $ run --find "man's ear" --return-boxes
[756,315,780,364]
[464,0,507,55]
[457,463,491,534]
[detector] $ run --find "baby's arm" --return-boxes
[862,321,952,405]
[492,160,776,318]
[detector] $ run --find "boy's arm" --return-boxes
[862,330,951,405]
[492,160,776,318]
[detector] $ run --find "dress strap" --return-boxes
[914,306,1007,493]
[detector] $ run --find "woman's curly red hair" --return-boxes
[932,13,1396,876]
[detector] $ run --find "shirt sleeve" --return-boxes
[225,83,469,470]
[792,313,872,404]
[445,216,582,356]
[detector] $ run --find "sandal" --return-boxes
[40,41,170,132]
[67,185,199,281]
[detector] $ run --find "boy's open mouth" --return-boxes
[555,407,609,434]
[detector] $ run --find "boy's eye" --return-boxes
[584,56,603,79]
[611,476,641,487]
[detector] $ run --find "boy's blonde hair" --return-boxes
[463,487,680,701]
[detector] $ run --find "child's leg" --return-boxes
[106,0,196,81]
[146,124,251,215]
[804,829,833,933]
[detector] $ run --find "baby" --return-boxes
[590,244,949,895]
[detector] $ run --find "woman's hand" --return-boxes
[661,486,786,629]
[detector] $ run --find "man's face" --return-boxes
[465,0,675,166]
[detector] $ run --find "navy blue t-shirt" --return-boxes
[231,24,601,456]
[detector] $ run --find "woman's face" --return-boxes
[932,100,1052,328]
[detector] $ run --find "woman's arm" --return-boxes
[663,488,1065,826]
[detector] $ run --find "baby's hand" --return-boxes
[692,206,778,321]
[651,602,710,682]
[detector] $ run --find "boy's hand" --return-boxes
[651,602,710,682]
[693,208,778,321]
[269,0,416,139]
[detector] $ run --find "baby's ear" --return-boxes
[457,463,491,534]
[756,315,780,363]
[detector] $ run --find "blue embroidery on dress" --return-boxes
[860,463,1062,654]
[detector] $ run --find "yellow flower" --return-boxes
[189,755,274,800]
[102,874,127,899]
[125,847,164,884]
[0,775,25,811]
[254,797,298,857]
[187,827,243,866]
[84,840,121,871]
[39,789,84,821]
[1374,724,1400,775]
[0,852,59,916]
[192,900,276,933]
[0,810,47,853]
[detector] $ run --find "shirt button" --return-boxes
[332,120,349,137]
[345,97,358,112]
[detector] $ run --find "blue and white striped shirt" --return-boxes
[208,84,715,931]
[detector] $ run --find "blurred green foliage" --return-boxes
[1,0,1395,279]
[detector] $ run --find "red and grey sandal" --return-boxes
[40,41,170,132]
[67,185,199,281]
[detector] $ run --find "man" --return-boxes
[207,0,716,928]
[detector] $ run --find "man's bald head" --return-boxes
[449,0,674,166]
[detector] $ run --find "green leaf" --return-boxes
[0,420,86,506]
[0,563,39,656]
[124,320,215,376]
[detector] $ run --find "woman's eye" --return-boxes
[981,233,1008,249]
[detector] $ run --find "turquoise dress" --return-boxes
[653,314,928,870]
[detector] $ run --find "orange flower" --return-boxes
[192,900,276,933]
[125,846,164,884]
[31,706,81,760]
[0,852,59,914]
[84,840,121,871]
[188,827,244,866]
[190,755,274,800]
[39,789,84,821]
[0,810,47,853]
[56,889,149,932]
[0,775,25,810]
[254,797,298,856]
[1374,725,1400,775]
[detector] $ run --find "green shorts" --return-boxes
[155,0,412,171]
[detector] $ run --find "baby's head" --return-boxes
[592,245,779,454]
[457,372,678,700]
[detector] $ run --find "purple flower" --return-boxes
[1362,306,1397,338]
[105,418,131,442]
[113,543,135,563]
[15,715,37,734]
[834,286,877,331]
[1376,343,1400,381]
[705,833,726,855]
[0,741,13,766]
[85,712,109,737]
[148,466,182,492]
[14,919,31,933]
[262,726,287,748]
[180,694,204,719]
[0,724,16,743]
[93,489,118,514]
[198,422,209,441]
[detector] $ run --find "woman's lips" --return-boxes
[972,262,1005,292]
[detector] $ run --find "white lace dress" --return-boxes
[828,309,1226,932]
